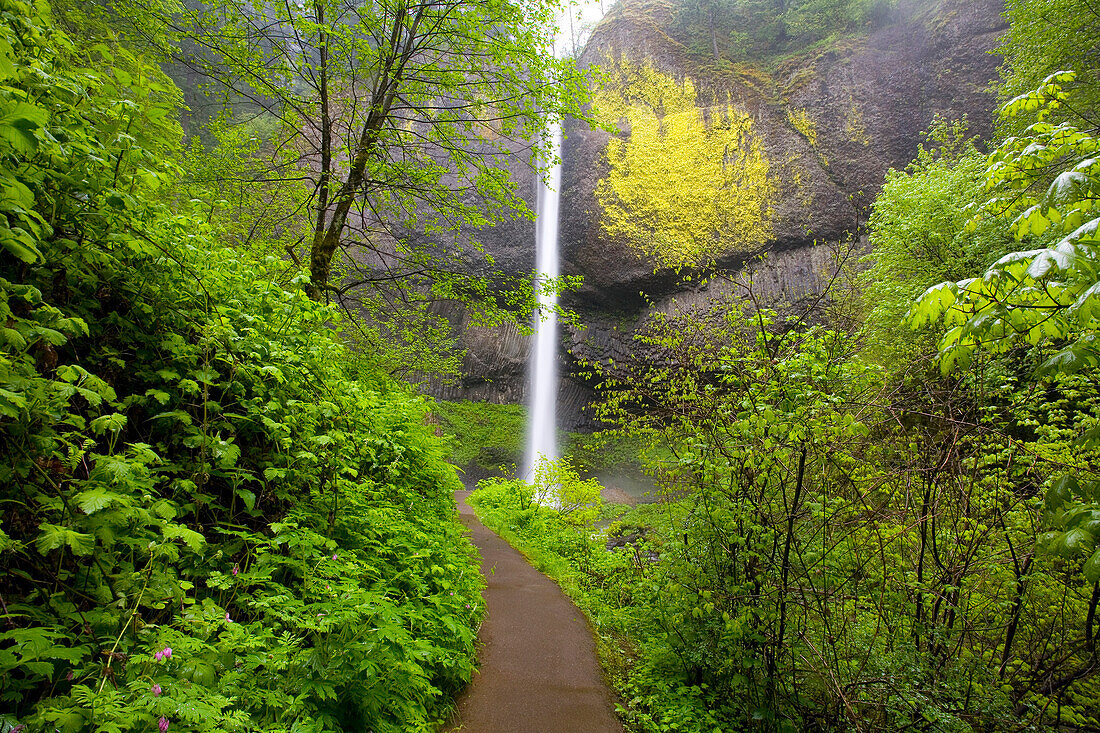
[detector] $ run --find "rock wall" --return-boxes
[428,0,1007,429]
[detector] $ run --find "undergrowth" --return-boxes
[0,3,481,731]
[465,478,733,733]
[433,400,525,476]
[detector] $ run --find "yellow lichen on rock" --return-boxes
[593,57,775,269]
[845,103,870,145]
[787,106,827,165]
[786,108,817,147]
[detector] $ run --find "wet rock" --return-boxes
[558,0,1004,301]
[427,0,1007,420]
[606,524,651,551]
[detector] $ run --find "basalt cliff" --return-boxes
[428,0,1007,428]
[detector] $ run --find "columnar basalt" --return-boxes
[429,0,1007,429]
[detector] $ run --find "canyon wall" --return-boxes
[430,0,1006,429]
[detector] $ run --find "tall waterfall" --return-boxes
[523,120,563,481]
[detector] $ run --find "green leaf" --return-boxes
[1038,344,1096,376]
[1046,475,1078,512]
[162,524,206,552]
[1061,527,1094,557]
[1084,548,1100,584]
[0,174,34,211]
[152,409,192,425]
[0,527,22,554]
[213,440,240,468]
[0,229,42,263]
[144,388,171,405]
[1078,420,1100,449]
[0,39,15,80]
[1026,248,1073,279]
[0,327,26,350]
[0,101,47,153]
[909,281,957,328]
[74,488,125,515]
[35,524,95,556]
[191,366,219,384]
[90,413,127,435]
[235,488,256,511]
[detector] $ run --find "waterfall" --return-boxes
[523,119,563,481]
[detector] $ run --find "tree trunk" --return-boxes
[305,2,425,300]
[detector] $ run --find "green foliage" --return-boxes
[158,0,592,301]
[585,308,899,729]
[0,4,480,731]
[998,0,1100,133]
[177,113,470,380]
[783,0,893,43]
[467,475,629,625]
[907,85,1100,583]
[911,73,1100,378]
[668,0,897,65]
[861,118,1014,365]
[528,455,603,525]
[470,456,603,529]
[563,429,646,476]
[176,114,310,269]
[433,400,526,474]
[59,0,590,380]
[514,288,1100,730]
[472,5,1100,731]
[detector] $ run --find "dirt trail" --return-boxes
[446,490,625,733]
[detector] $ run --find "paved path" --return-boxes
[446,490,625,733]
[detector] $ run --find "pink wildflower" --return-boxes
[158,717,170,733]
[151,683,162,697]
[232,564,239,576]
[331,553,337,560]
[225,612,232,623]
[154,647,173,661]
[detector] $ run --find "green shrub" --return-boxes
[0,4,481,731]
[433,400,526,474]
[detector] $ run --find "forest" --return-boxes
[1,0,1099,731]
[468,0,1100,731]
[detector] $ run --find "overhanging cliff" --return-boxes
[430,0,1006,428]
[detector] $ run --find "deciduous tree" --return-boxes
[139,0,592,302]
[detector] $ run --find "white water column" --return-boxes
[523,119,563,481]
